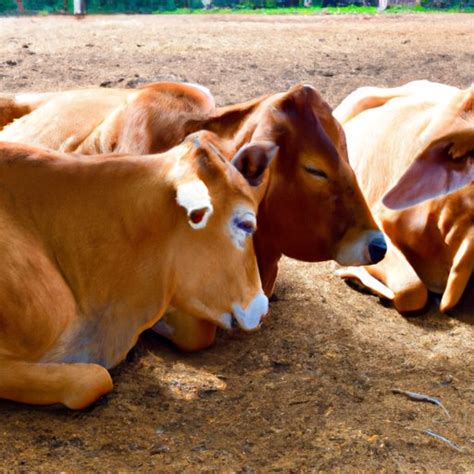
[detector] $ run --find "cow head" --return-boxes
[251,84,386,268]
[168,131,276,331]
[381,84,474,311]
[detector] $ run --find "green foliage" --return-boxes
[0,0,471,13]
[0,0,18,12]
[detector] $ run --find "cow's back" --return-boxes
[0,89,130,153]
[0,83,215,156]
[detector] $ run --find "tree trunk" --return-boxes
[16,0,25,13]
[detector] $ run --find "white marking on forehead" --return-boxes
[176,180,213,230]
[184,82,215,108]
[228,207,256,250]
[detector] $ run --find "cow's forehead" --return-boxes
[264,90,342,154]
[182,137,259,208]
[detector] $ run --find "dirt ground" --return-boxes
[0,13,473,472]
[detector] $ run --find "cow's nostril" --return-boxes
[368,234,387,264]
[230,315,238,329]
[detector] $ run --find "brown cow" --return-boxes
[334,80,473,313]
[0,131,274,408]
[0,81,215,153]
[0,82,386,350]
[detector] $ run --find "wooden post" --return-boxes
[16,0,25,13]
[74,0,86,15]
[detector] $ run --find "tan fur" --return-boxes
[334,80,474,313]
[0,132,265,408]
[0,82,215,153]
[0,82,382,350]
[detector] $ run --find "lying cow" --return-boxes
[0,132,274,409]
[334,80,473,313]
[0,82,386,350]
[0,81,215,153]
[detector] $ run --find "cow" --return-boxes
[0,82,386,350]
[0,81,215,153]
[0,131,274,409]
[333,80,473,313]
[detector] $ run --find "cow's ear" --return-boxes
[231,141,278,186]
[383,140,473,210]
[176,179,213,229]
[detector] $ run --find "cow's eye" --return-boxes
[304,165,328,180]
[237,219,256,235]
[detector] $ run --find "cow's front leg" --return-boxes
[337,242,428,313]
[0,359,113,409]
[254,233,282,298]
[152,308,217,352]
[259,256,281,298]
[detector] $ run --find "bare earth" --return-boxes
[0,13,473,472]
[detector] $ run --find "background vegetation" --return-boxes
[0,0,472,14]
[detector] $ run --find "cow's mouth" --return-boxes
[218,292,269,332]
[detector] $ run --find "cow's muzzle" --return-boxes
[218,291,269,331]
[335,230,387,266]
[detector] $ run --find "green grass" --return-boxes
[156,5,473,14]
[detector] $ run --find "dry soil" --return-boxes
[0,13,473,472]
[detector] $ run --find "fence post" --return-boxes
[16,0,25,13]
[74,0,86,15]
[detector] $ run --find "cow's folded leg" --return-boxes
[152,310,217,352]
[0,360,113,409]
[440,237,473,312]
[337,265,395,300]
[337,244,428,313]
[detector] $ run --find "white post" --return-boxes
[378,0,388,11]
[74,0,85,15]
